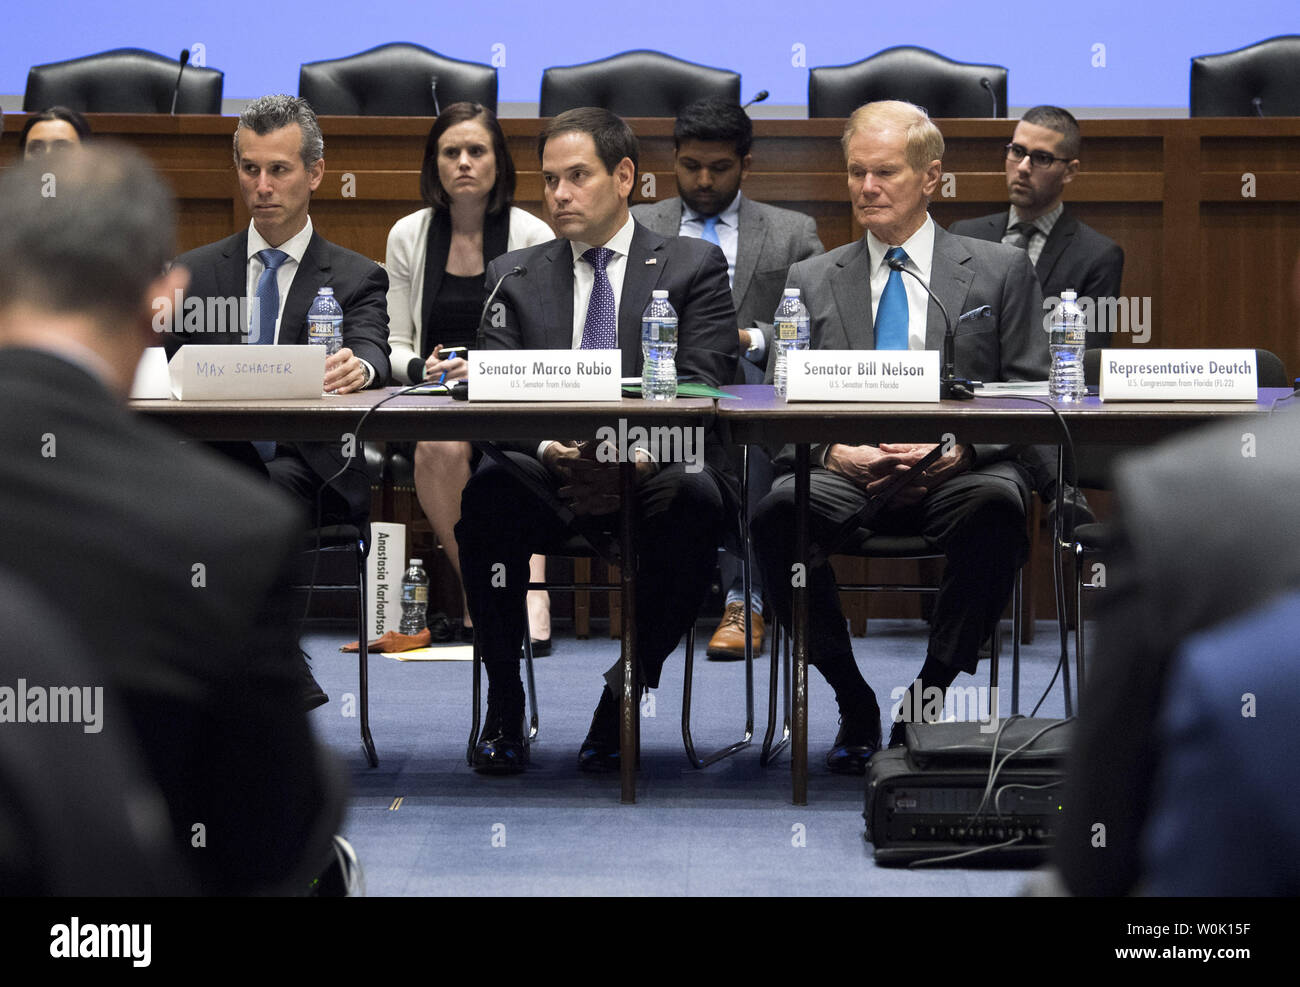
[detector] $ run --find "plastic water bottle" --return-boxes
[1049,289,1087,402]
[307,287,343,355]
[399,559,429,635]
[772,288,811,399]
[641,289,678,401]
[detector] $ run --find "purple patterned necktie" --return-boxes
[580,247,617,349]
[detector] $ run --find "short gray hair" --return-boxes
[0,143,175,325]
[233,94,324,168]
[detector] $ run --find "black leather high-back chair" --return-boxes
[539,50,740,117]
[1190,35,1300,116]
[299,43,497,116]
[24,48,223,114]
[808,45,1007,118]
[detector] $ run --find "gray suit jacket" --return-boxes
[631,194,824,346]
[782,222,1048,465]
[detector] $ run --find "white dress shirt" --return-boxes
[866,215,936,351]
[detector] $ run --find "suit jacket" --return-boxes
[779,223,1048,467]
[631,195,825,345]
[169,227,392,522]
[948,209,1123,349]
[1056,408,1300,896]
[0,348,342,894]
[483,219,738,482]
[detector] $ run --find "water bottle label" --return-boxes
[308,320,340,344]
[402,585,427,604]
[776,320,798,340]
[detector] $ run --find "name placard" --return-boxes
[470,350,621,401]
[786,350,940,402]
[168,345,326,400]
[1098,349,1258,401]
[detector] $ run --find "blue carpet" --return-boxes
[304,618,1076,896]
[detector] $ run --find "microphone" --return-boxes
[449,264,528,400]
[430,74,441,116]
[1252,95,1265,117]
[886,255,975,400]
[979,77,998,118]
[170,48,190,115]
[742,90,769,110]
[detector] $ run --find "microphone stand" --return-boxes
[887,256,975,400]
[449,264,526,401]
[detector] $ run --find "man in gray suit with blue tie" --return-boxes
[633,98,824,660]
[751,101,1048,774]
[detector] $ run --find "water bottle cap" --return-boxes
[652,289,668,298]
[409,558,422,566]
[784,288,801,298]
[1060,289,1077,301]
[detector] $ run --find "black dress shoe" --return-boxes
[577,687,621,773]
[825,701,882,775]
[472,694,528,775]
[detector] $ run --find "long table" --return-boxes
[133,390,715,805]
[716,383,1295,804]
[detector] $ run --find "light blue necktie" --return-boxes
[875,247,909,350]
[700,215,721,245]
[580,247,617,350]
[251,248,288,461]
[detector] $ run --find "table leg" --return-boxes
[620,460,638,804]
[793,444,810,805]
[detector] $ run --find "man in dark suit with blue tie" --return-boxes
[751,101,1048,774]
[457,108,738,774]
[169,94,391,529]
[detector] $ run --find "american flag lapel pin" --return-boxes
[645,258,657,265]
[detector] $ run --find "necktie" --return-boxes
[700,215,721,245]
[580,247,617,349]
[251,248,287,461]
[252,248,288,345]
[1005,222,1035,250]
[875,247,910,350]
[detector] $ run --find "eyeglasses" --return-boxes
[1005,143,1071,168]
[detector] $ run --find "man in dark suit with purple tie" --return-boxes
[457,108,738,775]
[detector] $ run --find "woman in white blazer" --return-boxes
[385,103,555,651]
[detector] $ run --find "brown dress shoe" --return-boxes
[705,601,764,661]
